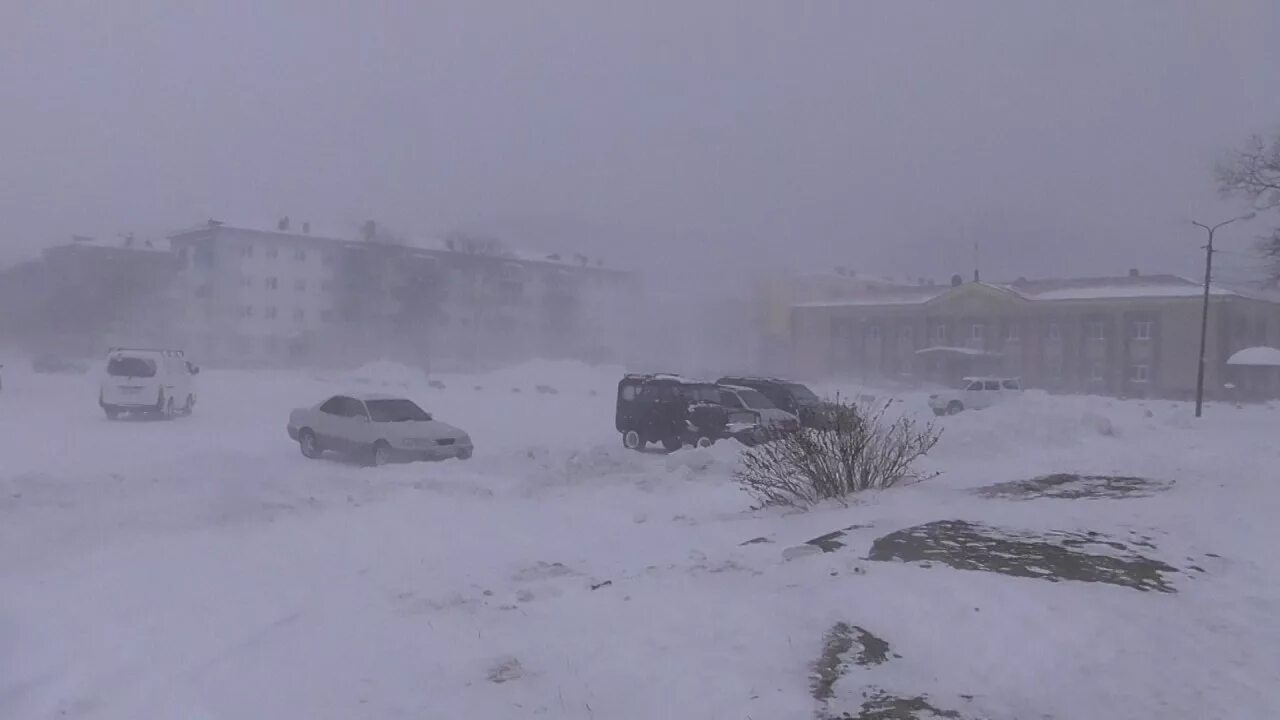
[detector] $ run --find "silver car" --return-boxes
[287,393,473,465]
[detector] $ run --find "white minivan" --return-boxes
[99,348,199,419]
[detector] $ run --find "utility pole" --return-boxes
[1190,213,1255,417]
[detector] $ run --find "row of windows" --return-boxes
[240,245,335,265]
[863,320,1155,343]
[239,306,333,322]
[240,276,333,293]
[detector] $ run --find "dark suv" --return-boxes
[715,376,825,427]
[616,374,755,451]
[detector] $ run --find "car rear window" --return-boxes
[107,356,157,378]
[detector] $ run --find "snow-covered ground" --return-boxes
[2,362,1279,719]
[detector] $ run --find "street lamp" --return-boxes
[1190,212,1256,417]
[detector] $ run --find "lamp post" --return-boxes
[1190,213,1255,417]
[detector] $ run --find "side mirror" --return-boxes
[424,413,434,421]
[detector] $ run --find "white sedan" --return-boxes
[287,393,473,465]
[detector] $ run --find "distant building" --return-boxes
[0,238,179,355]
[167,221,637,367]
[790,271,1280,399]
[754,270,926,373]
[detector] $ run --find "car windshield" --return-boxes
[366,399,431,422]
[784,383,819,405]
[682,385,723,403]
[736,388,776,410]
[107,356,157,378]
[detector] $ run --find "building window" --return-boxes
[295,249,307,262]
[1005,324,1020,341]
[1130,364,1150,383]
[1132,320,1153,341]
[866,325,881,341]
[265,277,278,290]
[265,306,278,320]
[240,276,253,288]
[932,324,947,345]
[1087,321,1105,341]
[1090,361,1106,382]
[1046,356,1063,379]
[241,245,254,258]
[321,310,333,322]
[900,326,913,342]
[194,284,212,298]
[294,278,307,292]
[293,309,305,322]
[193,246,215,269]
[320,280,333,293]
[1047,322,1060,340]
[322,252,334,267]
[241,305,254,318]
[970,324,985,341]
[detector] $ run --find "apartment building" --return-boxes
[791,271,1280,399]
[167,220,637,367]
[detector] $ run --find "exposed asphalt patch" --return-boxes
[975,473,1172,500]
[835,693,964,719]
[868,520,1178,593]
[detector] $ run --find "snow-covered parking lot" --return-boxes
[3,361,1279,719]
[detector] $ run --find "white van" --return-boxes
[99,348,199,419]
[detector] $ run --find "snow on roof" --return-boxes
[349,392,408,401]
[1010,276,1235,301]
[793,274,1252,308]
[915,346,1000,357]
[1227,346,1280,367]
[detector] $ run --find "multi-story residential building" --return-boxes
[0,237,180,355]
[790,271,1280,399]
[167,220,637,367]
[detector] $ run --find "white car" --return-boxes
[718,384,801,440]
[287,393,473,465]
[929,377,1022,416]
[99,348,199,419]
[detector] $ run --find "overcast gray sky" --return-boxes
[2,1,1277,285]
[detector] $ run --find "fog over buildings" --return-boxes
[2,1,1278,287]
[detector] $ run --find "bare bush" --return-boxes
[735,399,941,508]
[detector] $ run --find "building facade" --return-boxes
[167,221,638,367]
[791,273,1280,399]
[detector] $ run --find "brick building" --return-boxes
[791,272,1280,399]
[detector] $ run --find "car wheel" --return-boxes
[104,406,120,420]
[622,430,644,451]
[298,429,322,459]
[661,436,682,452]
[370,441,392,467]
[184,395,195,415]
[164,396,176,419]
[695,436,714,448]
[947,401,964,415]
[457,447,473,460]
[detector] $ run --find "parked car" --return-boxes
[928,377,1022,415]
[287,393,473,465]
[99,347,198,419]
[716,384,800,443]
[616,374,756,451]
[716,376,826,427]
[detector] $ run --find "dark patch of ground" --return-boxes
[813,623,974,720]
[811,623,895,702]
[868,520,1178,593]
[975,473,1172,500]
[836,693,964,719]
[807,524,874,553]
[740,536,773,546]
